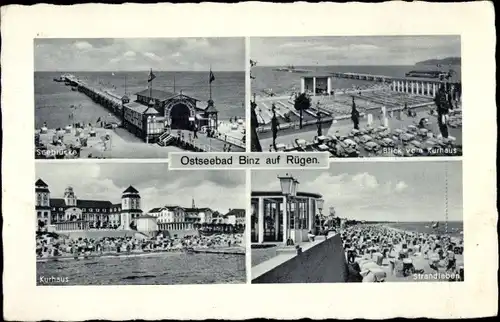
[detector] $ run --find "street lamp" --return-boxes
[278,173,299,246]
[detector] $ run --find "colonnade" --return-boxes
[391,79,461,101]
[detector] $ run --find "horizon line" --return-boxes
[34,69,245,73]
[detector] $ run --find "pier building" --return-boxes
[35,179,142,232]
[251,191,323,244]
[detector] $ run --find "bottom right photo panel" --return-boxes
[250,160,463,283]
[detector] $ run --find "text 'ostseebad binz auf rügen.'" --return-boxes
[169,152,329,169]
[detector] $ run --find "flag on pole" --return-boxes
[148,69,156,82]
[250,59,257,67]
[209,70,215,83]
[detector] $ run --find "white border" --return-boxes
[2,2,497,320]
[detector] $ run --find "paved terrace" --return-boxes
[258,106,462,157]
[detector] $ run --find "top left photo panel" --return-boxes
[34,38,246,159]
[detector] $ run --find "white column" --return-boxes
[415,82,419,95]
[367,113,373,126]
[282,196,288,243]
[327,77,332,95]
[392,80,396,91]
[275,201,280,241]
[258,197,264,244]
[300,78,305,94]
[312,77,317,96]
[421,82,425,95]
[427,83,431,97]
[308,198,314,231]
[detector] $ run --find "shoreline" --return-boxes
[37,246,245,263]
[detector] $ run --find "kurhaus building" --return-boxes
[35,179,142,231]
[120,89,219,143]
[251,191,323,244]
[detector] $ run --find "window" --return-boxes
[59,208,63,211]
[103,209,106,213]
[82,208,86,212]
[89,208,93,212]
[52,207,56,211]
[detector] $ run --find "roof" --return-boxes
[144,106,160,115]
[251,191,323,199]
[205,101,218,113]
[35,179,48,187]
[225,208,245,218]
[137,215,157,219]
[50,198,66,208]
[123,186,139,194]
[183,207,212,213]
[134,88,176,101]
[148,207,163,213]
[77,199,114,208]
[124,101,149,114]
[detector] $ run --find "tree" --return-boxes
[351,96,360,130]
[38,220,45,231]
[271,104,279,151]
[294,93,311,129]
[434,84,450,138]
[250,99,263,152]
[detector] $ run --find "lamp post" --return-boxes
[278,173,299,246]
[317,198,324,227]
[146,116,152,144]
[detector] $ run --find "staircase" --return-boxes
[157,131,175,146]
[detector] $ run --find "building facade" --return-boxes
[121,88,219,143]
[35,179,142,231]
[251,191,323,244]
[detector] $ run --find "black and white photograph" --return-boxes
[35,163,246,285]
[251,161,463,283]
[250,36,462,157]
[34,38,246,159]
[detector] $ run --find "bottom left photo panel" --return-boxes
[35,163,247,285]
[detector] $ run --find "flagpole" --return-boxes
[209,65,212,101]
[174,75,176,93]
[149,69,153,100]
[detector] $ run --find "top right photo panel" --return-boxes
[250,36,462,158]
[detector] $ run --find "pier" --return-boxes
[58,74,245,153]
[63,75,123,116]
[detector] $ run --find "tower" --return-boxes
[64,186,77,207]
[121,185,142,230]
[35,179,51,229]
[192,197,196,209]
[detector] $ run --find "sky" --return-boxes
[34,38,245,72]
[252,161,462,222]
[36,163,246,214]
[251,35,461,66]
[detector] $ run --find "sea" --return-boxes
[385,221,464,238]
[251,65,462,96]
[35,71,245,129]
[37,252,245,285]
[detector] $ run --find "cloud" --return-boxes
[143,52,162,61]
[34,38,244,71]
[251,162,463,222]
[251,35,461,66]
[73,41,93,50]
[123,51,136,58]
